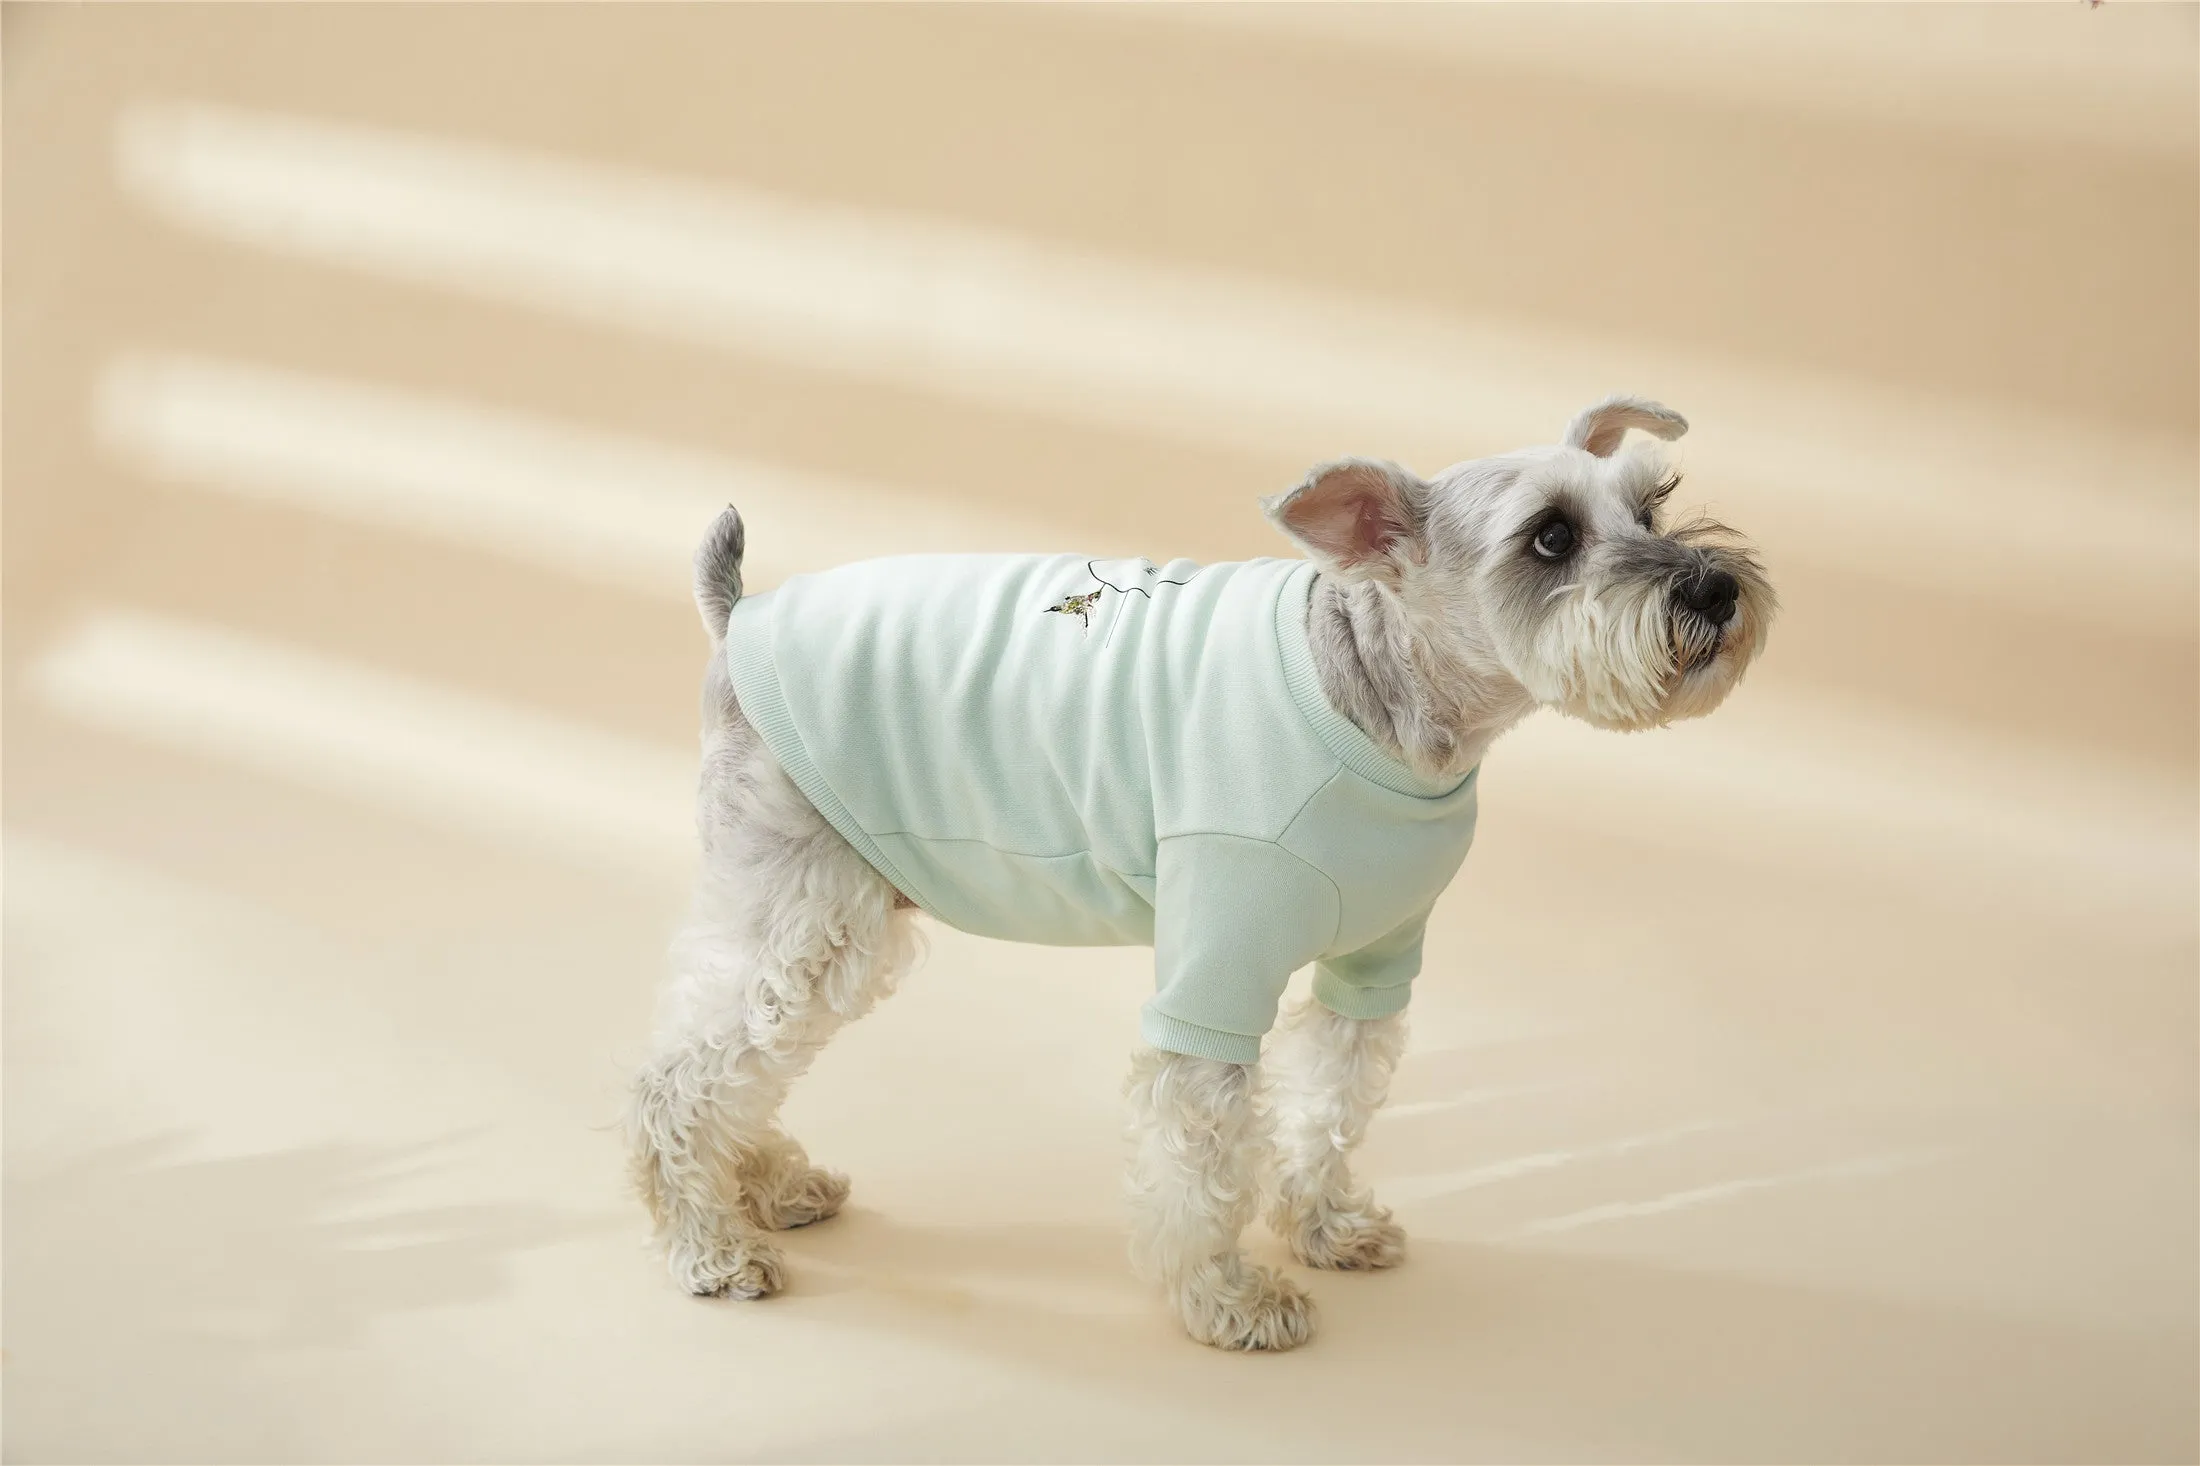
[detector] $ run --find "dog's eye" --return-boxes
[1637,506,1656,531]
[1531,519,1576,560]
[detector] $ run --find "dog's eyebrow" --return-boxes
[1505,485,1590,545]
[1639,471,1683,507]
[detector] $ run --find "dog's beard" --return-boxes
[1672,609,1725,675]
[1658,594,1769,724]
[1517,573,1674,730]
[1517,577,1764,731]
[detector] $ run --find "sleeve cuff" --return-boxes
[1311,968,1415,1021]
[1139,1005,1265,1065]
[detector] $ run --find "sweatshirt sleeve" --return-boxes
[1311,903,1435,1021]
[1140,833,1340,1065]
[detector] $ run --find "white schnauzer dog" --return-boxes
[628,396,1773,1351]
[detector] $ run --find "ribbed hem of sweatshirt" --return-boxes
[1312,970,1415,1021]
[723,596,930,914]
[1140,1005,1264,1065]
[1271,563,1476,800]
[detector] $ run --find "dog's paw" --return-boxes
[1177,1258,1318,1352]
[1285,1205,1407,1271]
[765,1165,850,1230]
[670,1240,784,1300]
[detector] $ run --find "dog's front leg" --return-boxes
[1263,998,1408,1270]
[1125,1047,1316,1351]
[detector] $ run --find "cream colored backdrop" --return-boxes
[5,4,2195,1461]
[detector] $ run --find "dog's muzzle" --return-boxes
[1671,568,1738,672]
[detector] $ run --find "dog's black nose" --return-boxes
[1679,569,1739,625]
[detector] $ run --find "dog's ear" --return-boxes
[1563,396,1688,457]
[1262,459,1427,579]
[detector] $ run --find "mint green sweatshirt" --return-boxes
[724,553,1479,1064]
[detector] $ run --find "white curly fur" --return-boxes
[626,658,922,1298]
[1263,999,1410,1271]
[1126,1048,1315,1350]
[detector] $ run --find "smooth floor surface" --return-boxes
[5,6,2196,1462]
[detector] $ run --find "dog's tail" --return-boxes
[694,505,746,646]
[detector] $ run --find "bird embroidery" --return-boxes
[1041,560,1201,644]
[1043,588,1107,633]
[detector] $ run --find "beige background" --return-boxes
[5,4,2196,1461]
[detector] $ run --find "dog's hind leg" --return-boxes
[1262,998,1408,1270]
[628,663,920,1297]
